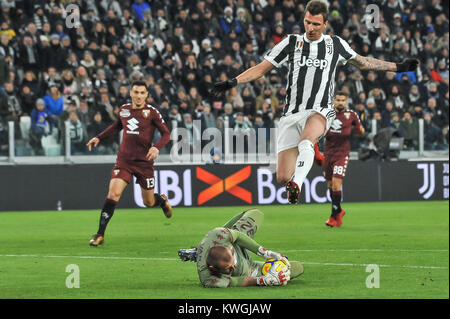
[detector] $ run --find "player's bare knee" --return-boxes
[331,179,342,191]
[276,172,290,185]
[107,192,121,202]
[143,197,155,207]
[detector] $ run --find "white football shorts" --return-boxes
[276,107,336,153]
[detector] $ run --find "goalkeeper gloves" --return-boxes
[396,59,419,72]
[257,247,291,268]
[257,246,284,260]
[211,78,237,97]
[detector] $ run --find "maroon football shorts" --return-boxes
[324,154,350,181]
[110,161,155,190]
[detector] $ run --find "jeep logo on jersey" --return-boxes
[127,118,139,134]
[297,56,328,69]
[330,119,343,132]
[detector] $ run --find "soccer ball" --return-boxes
[261,258,290,275]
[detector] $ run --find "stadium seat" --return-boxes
[19,116,31,142]
[15,139,32,156]
[41,135,62,156]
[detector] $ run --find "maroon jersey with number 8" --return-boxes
[324,109,363,158]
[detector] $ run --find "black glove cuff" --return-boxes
[230,78,238,87]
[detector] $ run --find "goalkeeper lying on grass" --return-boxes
[178,209,304,287]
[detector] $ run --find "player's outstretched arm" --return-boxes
[89,118,123,150]
[211,60,274,96]
[229,229,288,264]
[348,55,419,72]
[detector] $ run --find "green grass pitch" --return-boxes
[0,201,448,299]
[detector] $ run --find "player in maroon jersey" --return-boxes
[86,80,172,246]
[315,91,365,227]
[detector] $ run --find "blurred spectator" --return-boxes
[399,111,419,150]
[18,35,39,74]
[388,85,408,113]
[168,105,182,128]
[226,87,244,112]
[19,84,36,116]
[87,112,115,155]
[218,103,235,130]
[368,87,387,110]
[369,111,383,134]
[29,98,53,155]
[61,70,78,96]
[0,81,22,138]
[32,4,48,30]
[256,85,278,112]
[75,66,92,90]
[48,33,65,71]
[233,112,252,132]
[254,112,271,151]
[423,112,446,150]
[407,85,424,106]
[381,100,396,128]
[66,110,88,155]
[187,86,202,111]
[425,97,448,128]
[0,32,15,66]
[182,112,201,148]
[132,0,151,21]
[77,100,95,127]
[220,7,242,35]
[96,92,117,125]
[202,103,217,129]
[21,70,40,97]
[116,84,130,106]
[42,84,63,128]
[365,97,378,118]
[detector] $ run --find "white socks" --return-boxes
[291,140,315,191]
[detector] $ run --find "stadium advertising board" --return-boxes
[132,161,449,208]
[0,161,447,211]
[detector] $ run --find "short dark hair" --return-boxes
[131,80,148,90]
[305,0,329,22]
[206,246,230,275]
[335,90,348,98]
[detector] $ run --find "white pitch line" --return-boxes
[301,262,448,270]
[0,254,177,261]
[289,249,450,252]
[0,254,447,270]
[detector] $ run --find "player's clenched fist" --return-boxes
[86,137,100,151]
[146,146,159,161]
[396,58,420,72]
[211,78,237,97]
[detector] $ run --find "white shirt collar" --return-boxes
[303,33,324,44]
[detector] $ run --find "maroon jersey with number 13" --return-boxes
[96,103,170,165]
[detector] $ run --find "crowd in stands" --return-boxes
[0,0,448,157]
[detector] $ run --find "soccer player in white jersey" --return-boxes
[212,0,418,204]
